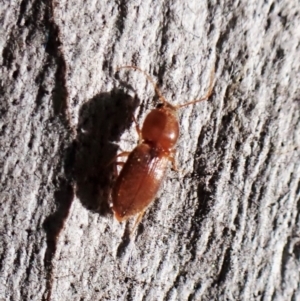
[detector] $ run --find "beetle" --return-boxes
[112,66,214,226]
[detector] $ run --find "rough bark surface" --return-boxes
[1,1,300,301]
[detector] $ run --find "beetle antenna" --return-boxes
[177,68,215,109]
[116,65,169,106]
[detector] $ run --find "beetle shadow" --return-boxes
[75,89,139,216]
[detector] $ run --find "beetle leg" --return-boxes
[106,151,130,167]
[132,114,142,143]
[115,151,131,160]
[130,210,146,237]
[113,161,125,177]
[169,150,179,172]
[107,152,130,177]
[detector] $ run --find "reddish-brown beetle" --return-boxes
[112,66,214,225]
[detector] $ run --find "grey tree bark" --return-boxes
[1,0,299,300]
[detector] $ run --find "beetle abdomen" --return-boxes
[112,142,169,222]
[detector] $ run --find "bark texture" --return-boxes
[1,1,300,300]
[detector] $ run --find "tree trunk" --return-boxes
[1,1,299,300]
